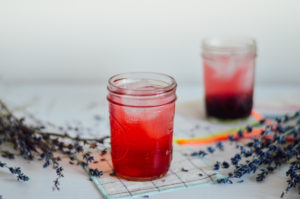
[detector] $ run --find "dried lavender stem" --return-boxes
[0,99,109,144]
[36,131,109,144]
[0,99,108,192]
[0,100,12,114]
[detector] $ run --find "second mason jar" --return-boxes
[107,72,177,181]
[202,37,257,120]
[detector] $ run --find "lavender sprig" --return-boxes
[0,161,29,182]
[0,99,109,191]
[193,111,300,198]
[221,112,300,198]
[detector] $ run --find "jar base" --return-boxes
[115,172,168,181]
[206,115,250,123]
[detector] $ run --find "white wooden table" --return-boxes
[1,82,300,199]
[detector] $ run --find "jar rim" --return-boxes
[107,72,177,96]
[202,37,256,55]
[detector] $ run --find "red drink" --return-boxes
[202,37,256,120]
[107,72,177,181]
[109,102,175,180]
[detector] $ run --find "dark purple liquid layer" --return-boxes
[205,93,253,120]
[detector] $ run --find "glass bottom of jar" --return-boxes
[115,171,168,181]
[205,93,253,120]
[206,114,251,123]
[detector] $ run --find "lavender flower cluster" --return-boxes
[193,111,300,198]
[0,100,108,194]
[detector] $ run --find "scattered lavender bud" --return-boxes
[293,127,299,137]
[283,115,290,122]
[228,135,236,141]
[222,161,230,169]
[276,124,284,133]
[216,142,224,151]
[191,152,199,157]
[237,129,243,138]
[181,168,189,172]
[89,168,103,178]
[0,162,6,167]
[207,147,215,154]
[214,161,220,170]
[275,117,282,123]
[259,119,266,124]
[198,151,207,157]
[217,178,232,184]
[100,149,107,156]
[246,125,252,133]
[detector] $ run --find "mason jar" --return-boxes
[202,37,257,120]
[107,72,177,181]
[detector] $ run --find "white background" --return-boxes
[1,0,300,85]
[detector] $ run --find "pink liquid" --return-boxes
[109,95,175,180]
[203,55,255,119]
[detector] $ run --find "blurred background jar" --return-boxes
[202,37,257,120]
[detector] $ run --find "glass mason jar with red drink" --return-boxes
[202,37,257,120]
[107,72,177,181]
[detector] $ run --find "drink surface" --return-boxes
[109,83,175,180]
[203,54,255,120]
